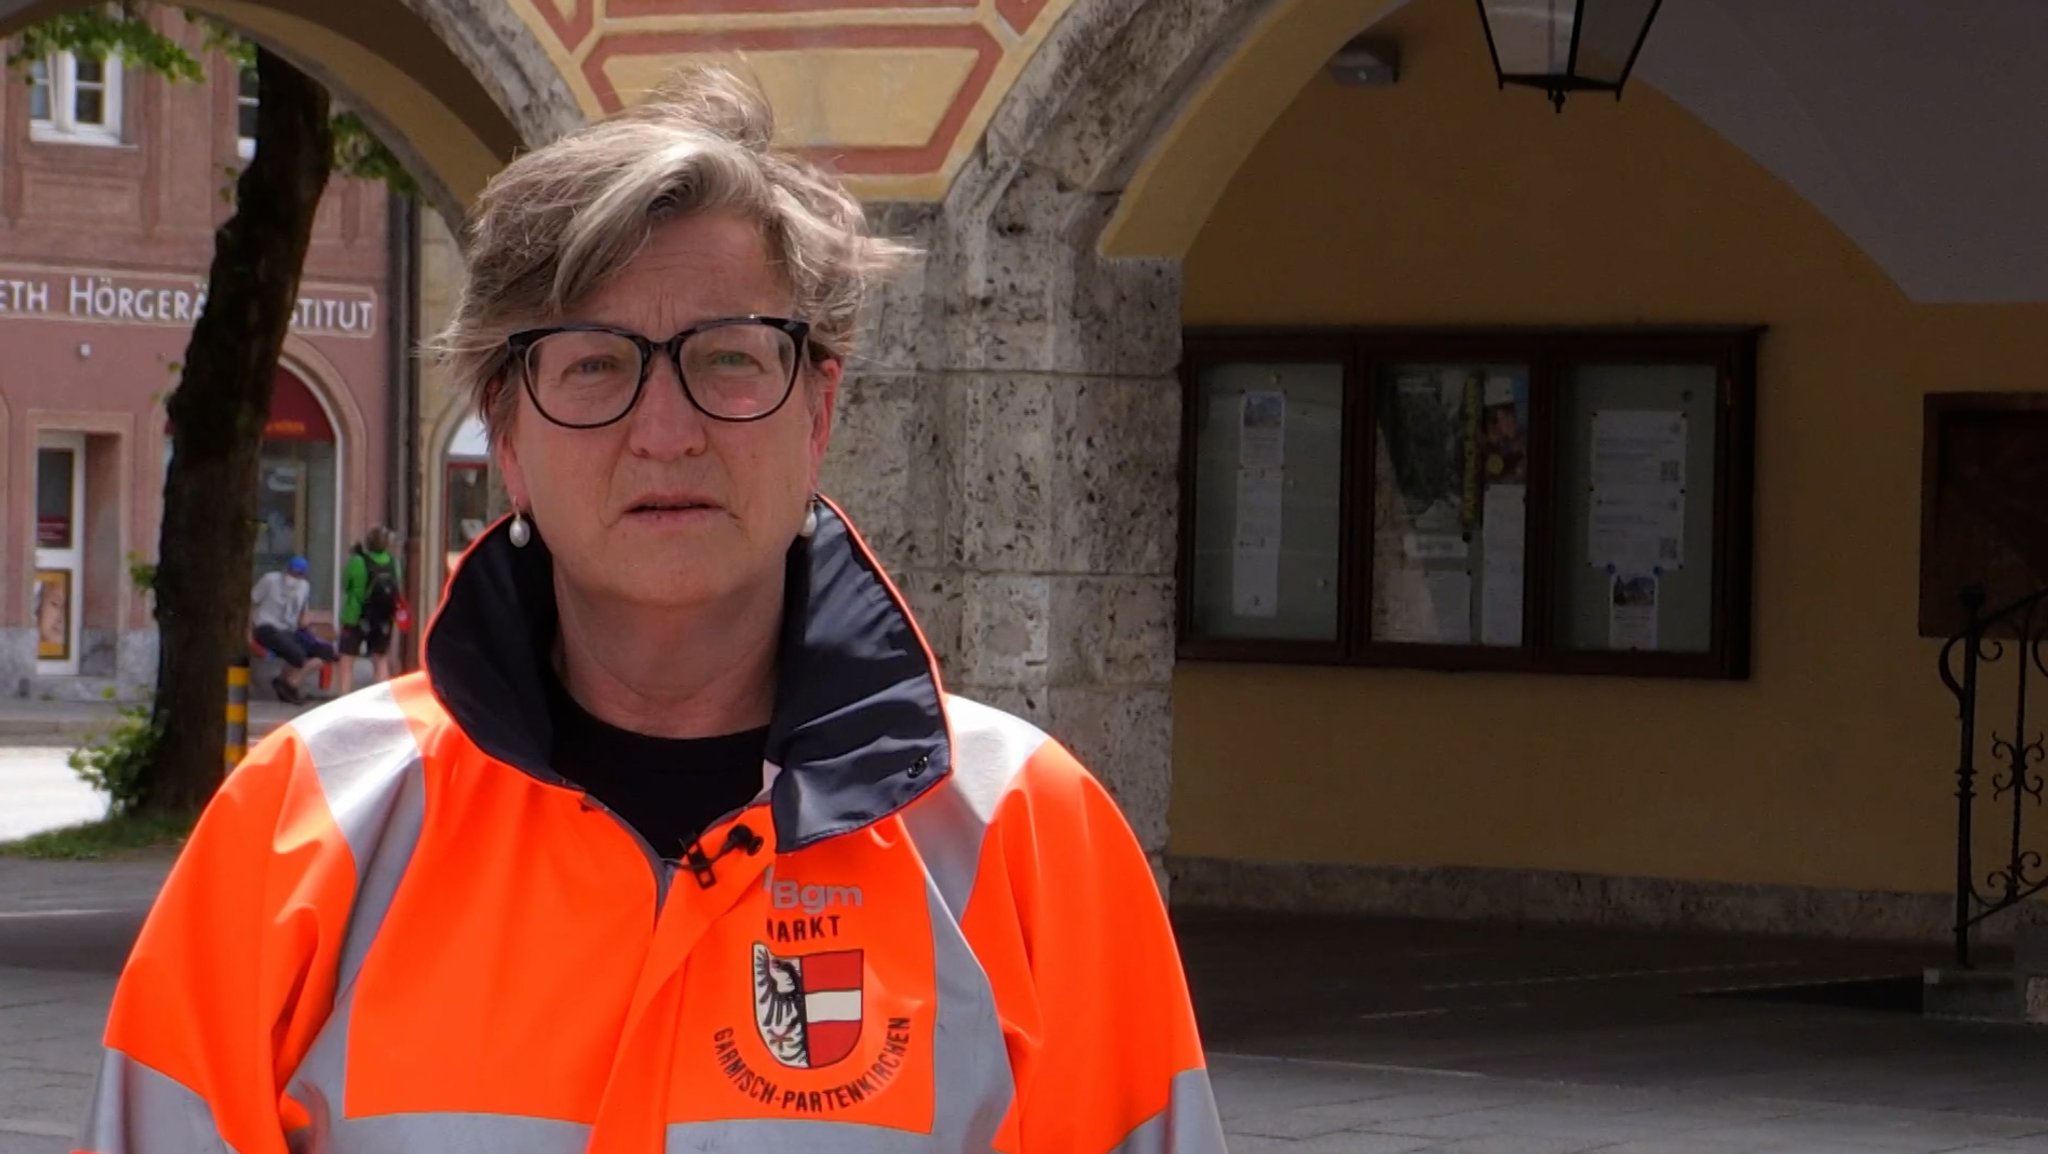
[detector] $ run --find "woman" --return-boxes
[81,66,1225,1154]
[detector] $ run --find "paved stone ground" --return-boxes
[1210,1055,2048,1154]
[0,698,297,746]
[10,861,2048,1152]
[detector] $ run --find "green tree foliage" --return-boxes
[12,4,205,82]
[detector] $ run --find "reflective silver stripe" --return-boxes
[82,690,427,1154]
[279,684,431,1149]
[903,695,1045,919]
[1107,1068,1227,1154]
[923,869,1013,1147]
[292,1112,590,1153]
[79,1048,235,1154]
[665,881,1013,1152]
[285,685,427,989]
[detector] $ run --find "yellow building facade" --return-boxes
[1126,0,2048,942]
[1166,0,2040,935]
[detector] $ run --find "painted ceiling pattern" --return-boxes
[507,0,1072,199]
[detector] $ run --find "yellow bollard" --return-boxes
[225,655,250,771]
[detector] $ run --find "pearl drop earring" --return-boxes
[508,510,532,548]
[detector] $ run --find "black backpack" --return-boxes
[359,548,399,625]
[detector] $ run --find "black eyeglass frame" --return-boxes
[505,315,815,429]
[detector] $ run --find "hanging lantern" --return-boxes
[1474,0,1665,113]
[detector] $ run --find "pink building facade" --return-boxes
[0,33,395,700]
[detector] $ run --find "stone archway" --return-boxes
[831,0,1293,874]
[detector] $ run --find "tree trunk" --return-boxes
[145,49,333,815]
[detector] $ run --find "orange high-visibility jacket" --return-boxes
[78,500,1224,1154]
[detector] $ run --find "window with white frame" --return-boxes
[236,65,258,158]
[27,59,52,122]
[29,51,123,144]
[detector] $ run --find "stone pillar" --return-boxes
[827,171,1184,868]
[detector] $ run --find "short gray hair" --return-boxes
[428,64,914,443]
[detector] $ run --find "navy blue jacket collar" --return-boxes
[423,498,952,852]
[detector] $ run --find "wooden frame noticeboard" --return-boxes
[1178,326,1761,679]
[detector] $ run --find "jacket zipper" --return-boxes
[569,787,677,918]
[572,787,775,922]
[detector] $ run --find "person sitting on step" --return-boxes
[249,555,334,705]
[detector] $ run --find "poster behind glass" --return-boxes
[253,459,308,582]
[1551,363,1718,653]
[1188,362,1344,641]
[34,569,70,660]
[249,443,339,611]
[1370,364,1528,646]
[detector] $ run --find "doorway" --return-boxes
[34,432,87,676]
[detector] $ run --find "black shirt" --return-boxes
[543,668,768,861]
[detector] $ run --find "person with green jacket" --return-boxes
[337,524,403,694]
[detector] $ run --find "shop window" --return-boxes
[255,443,339,612]
[235,65,260,158]
[29,50,123,145]
[165,369,342,614]
[444,415,490,575]
[1179,328,1759,678]
[255,373,338,612]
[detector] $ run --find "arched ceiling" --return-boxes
[1635,0,2048,303]
[1093,0,2048,304]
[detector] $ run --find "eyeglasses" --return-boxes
[506,316,812,429]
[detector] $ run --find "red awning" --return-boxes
[163,368,336,443]
[261,369,335,442]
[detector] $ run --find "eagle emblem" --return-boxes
[752,943,864,1068]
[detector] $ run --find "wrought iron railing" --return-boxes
[1940,584,2048,967]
